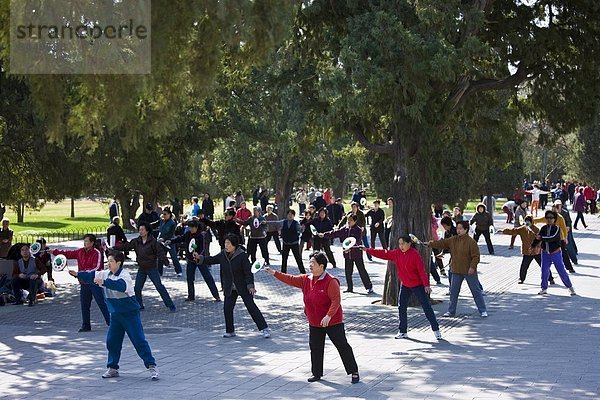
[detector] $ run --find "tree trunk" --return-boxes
[16,202,25,223]
[118,192,141,230]
[381,136,432,306]
[70,197,75,218]
[486,190,494,217]
[275,166,293,219]
[332,164,346,202]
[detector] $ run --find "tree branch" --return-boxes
[448,64,533,112]
[347,123,394,154]
[464,65,531,96]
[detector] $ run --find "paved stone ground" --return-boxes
[1,212,599,399]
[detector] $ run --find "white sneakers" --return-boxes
[102,368,119,378]
[148,366,159,381]
[480,312,488,318]
[538,288,577,296]
[223,330,272,338]
[102,367,158,380]
[394,331,442,340]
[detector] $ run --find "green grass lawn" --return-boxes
[3,199,109,235]
[464,198,507,213]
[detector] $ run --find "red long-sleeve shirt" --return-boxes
[53,247,103,272]
[274,271,341,317]
[366,247,430,288]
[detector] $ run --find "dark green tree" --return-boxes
[0,0,297,146]
[571,112,600,186]
[297,0,600,304]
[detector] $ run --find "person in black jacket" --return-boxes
[531,211,576,296]
[311,192,327,210]
[137,203,160,238]
[168,220,220,302]
[108,197,119,222]
[469,203,495,255]
[201,193,215,220]
[310,208,337,268]
[264,209,306,273]
[107,216,129,258]
[198,233,271,338]
[365,200,386,249]
[300,210,314,251]
[259,190,269,212]
[107,217,128,245]
[205,210,241,249]
[113,223,176,312]
[326,198,345,229]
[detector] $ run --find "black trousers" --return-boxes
[313,238,337,268]
[574,211,587,228]
[473,229,495,254]
[309,323,358,378]
[370,227,387,249]
[432,248,445,272]
[345,258,372,291]
[561,242,574,271]
[224,290,268,333]
[281,243,305,274]
[519,255,554,282]
[429,257,441,283]
[266,232,282,253]
[12,277,42,302]
[247,238,269,264]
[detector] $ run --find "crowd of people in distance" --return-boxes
[0,179,593,383]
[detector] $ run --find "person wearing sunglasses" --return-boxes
[531,211,576,296]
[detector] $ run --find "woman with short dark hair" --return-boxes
[197,233,270,338]
[364,237,441,340]
[531,211,576,295]
[265,251,359,384]
[322,215,373,294]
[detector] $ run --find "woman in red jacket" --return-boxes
[363,235,442,340]
[53,234,110,332]
[265,251,359,384]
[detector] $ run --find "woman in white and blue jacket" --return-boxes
[70,252,159,381]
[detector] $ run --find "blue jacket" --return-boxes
[159,219,176,240]
[78,267,139,313]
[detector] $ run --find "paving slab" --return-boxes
[1,211,599,399]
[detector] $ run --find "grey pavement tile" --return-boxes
[1,215,599,399]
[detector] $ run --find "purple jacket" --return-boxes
[573,193,587,212]
[323,225,363,260]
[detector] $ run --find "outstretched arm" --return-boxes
[271,270,305,289]
[365,248,396,261]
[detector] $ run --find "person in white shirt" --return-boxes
[296,189,308,215]
[501,200,516,224]
[526,184,551,217]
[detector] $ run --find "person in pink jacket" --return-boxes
[363,235,442,340]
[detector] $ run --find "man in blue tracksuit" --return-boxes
[70,252,160,381]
